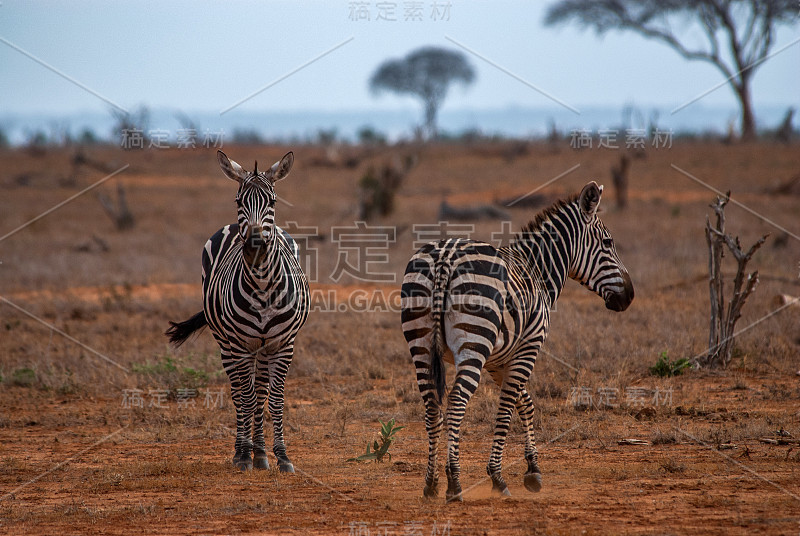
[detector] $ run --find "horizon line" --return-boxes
[2,102,796,118]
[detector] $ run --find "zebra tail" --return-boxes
[165,311,207,347]
[430,258,451,405]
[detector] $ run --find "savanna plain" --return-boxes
[0,140,799,535]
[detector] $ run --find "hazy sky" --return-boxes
[1,1,798,119]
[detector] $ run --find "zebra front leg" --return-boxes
[445,363,481,502]
[268,351,294,473]
[227,356,257,471]
[516,388,542,492]
[252,356,271,470]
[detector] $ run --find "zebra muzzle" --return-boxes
[247,225,269,248]
[605,271,634,312]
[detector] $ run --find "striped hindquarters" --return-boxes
[401,239,510,400]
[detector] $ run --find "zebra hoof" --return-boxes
[235,459,253,471]
[253,452,270,470]
[278,461,295,474]
[445,483,463,503]
[445,490,463,503]
[491,484,511,497]
[524,471,542,493]
[232,451,253,471]
[423,482,439,498]
[489,471,511,497]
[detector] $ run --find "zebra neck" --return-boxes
[511,207,578,308]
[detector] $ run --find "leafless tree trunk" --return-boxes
[545,1,797,142]
[98,183,135,231]
[700,192,768,368]
[357,154,417,221]
[776,107,795,144]
[611,154,630,210]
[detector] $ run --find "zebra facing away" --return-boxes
[401,182,634,501]
[166,150,309,473]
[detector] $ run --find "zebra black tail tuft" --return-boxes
[165,311,208,347]
[430,330,446,405]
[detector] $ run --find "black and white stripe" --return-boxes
[401,182,634,501]
[167,150,309,472]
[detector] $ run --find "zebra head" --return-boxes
[570,182,634,312]
[217,150,294,258]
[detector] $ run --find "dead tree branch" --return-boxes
[97,183,135,231]
[700,191,768,368]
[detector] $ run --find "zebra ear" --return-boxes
[269,152,294,183]
[217,150,247,183]
[579,181,603,217]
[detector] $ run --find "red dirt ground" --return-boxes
[2,358,799,535]
[2,143,799,534]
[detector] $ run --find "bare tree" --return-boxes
[775,107,795,143]
[370,47,475,139]
[610,153,630,210]
[98,183,135,230]
[701,192,768,368]
[545,0,798,141]
[111,105,150,149]
[358,153,418,220]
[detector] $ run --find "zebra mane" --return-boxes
[516,192,580,239]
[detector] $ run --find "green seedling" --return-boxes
[650,351,691,378]
[348,418,404,463]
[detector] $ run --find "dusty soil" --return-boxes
[2,371,799,535]
[1,142,799,534]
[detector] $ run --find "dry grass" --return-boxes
[1,142,799,534]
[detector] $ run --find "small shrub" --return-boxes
[132,355,210,395]
[650,351,691,378]
[659,457,686,474]
[132,356,177,375]
[348,418,404,463]
[11,367,36,387]
[651,428,678,445]
[732,376,747,390]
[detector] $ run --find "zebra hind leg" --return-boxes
[444,364,482,502]
[516,389,542,492]
[414,361,444,498]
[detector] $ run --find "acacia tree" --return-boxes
[370,47,475,139]
[545,0,797,141]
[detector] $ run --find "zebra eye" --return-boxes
[602,238,613,248]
